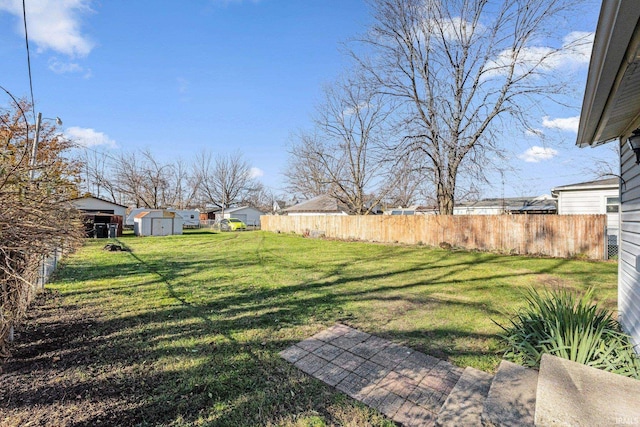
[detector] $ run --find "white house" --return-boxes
[552,178,619,230]
[576,0,640,349]
[222,206,264,226]
[70,196,127,219]
[134,210,183,236]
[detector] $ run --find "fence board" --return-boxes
[260,214,606,259]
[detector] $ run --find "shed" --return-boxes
[126,208,200,227]
[134,210,183,236]
[575,0,640,349]
[551,178,619,230]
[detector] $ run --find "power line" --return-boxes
[22,0,36,119]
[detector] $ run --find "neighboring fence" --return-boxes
[34,247,64,289]
[261,214,607,260]
[606,227,620,260]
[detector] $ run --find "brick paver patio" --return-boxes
[280,324,464,427]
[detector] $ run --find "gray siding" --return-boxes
[619,140,640,349]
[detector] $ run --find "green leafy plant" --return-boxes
[497,287,640,379]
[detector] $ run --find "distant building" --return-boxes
[453,195,557,215]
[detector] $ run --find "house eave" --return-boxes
[577,0,640,148]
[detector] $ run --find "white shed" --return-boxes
[70,196,127,219]
[134,210,183,236]
[126,208,200,227]
[223,206,264,226]
[552,178,620,229]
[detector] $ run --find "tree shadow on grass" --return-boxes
[0,233,617,426]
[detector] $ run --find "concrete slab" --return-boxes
[394,400,436,427]
[436,366,493,427]
[535,353,640,427]
[482,359,538,427]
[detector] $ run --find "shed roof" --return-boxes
[134,210,176,219]
[576,0,640,147]
[551,177,619,192]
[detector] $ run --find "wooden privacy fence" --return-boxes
[261,214,607,260]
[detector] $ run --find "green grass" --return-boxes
[46,229,617,426]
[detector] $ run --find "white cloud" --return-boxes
[65,127,116,148]
[48,57,86,74]
[519,146,558,163]
[541,115,580,133]
[428,16,486,43]
[483,31,594,79]
[249,167,264,179]
[0,0,94,57]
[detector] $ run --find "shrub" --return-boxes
[496,287,640,379]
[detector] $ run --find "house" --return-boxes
[453,195,557,215]
[69,195,127,237]
[283,195,350,216]
[552,178,619,230]
[576,0,640,349]
[133,210,183,236]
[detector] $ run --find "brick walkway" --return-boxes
[280,324,464,427]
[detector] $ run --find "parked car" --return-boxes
[220,218,247,231]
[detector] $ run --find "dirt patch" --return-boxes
[0,291,147,427]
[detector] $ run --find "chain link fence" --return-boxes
[605,227,619,260]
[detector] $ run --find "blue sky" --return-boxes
[0,0,615,199]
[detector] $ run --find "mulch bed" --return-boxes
[0,291,147,427]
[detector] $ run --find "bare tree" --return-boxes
[355,0,583,213]
[286,76,398,214]
[79,148,118,202]
[195,150,255,212]
[240,180,275,213]
[284,132,333,198]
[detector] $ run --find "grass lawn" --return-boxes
[1,230,617,426]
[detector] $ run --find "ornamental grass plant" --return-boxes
[497,287,640,379]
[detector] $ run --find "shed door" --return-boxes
[152,218,172,236]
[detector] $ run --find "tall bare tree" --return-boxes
[355,0,584,213]
[286,76,399,214]
[195,150,255,211]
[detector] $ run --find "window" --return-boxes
[606,197,619,213]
